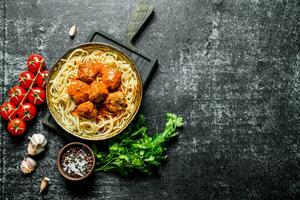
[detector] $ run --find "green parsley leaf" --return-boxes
[92,113,183,176]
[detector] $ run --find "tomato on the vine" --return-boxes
[19,71,35,89]
[7,118,27,136]
[0,102,17,121]
[8,86,27,106]
[36,70,49,88]
[17,102,37,121]
[28,87,45,105]
[26,54,45,73]
[1,53,49,137]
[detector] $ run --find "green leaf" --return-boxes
[119,155,130,162]
[109,144,119,152]
[93,113,184,176]
[139,151,145,156]
[132,158,143,167]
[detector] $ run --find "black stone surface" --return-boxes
[1,0,300,199]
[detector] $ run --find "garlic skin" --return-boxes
[27,134,47,156]
[20,157,36,174]
[69,24,77,38]
[40,177,50,193]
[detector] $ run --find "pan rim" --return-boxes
[46,42,143,141]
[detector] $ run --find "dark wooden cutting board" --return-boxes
[42,3,157,135]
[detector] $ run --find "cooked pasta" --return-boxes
[48,48,139,137]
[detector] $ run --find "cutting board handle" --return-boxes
[123,3,154,46]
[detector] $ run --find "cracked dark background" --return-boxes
[0,0,300,199]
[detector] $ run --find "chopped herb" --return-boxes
[92,113,183,176]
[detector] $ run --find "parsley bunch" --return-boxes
[92,113,183,176]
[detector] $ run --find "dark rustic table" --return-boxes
[1,0,300,199]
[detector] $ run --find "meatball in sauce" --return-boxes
[102,67,122,91]
[78,62,104,84]
[67,80,90,104]
[76,101,98,119]
[89,81,108,104]
[104,91,126,113]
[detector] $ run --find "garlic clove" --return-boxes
[25,157,36,169]
[69,24,77,38]
[33,135,40,146]
[27,142,37,156]
[37,134,46,145]
[40,177,50,193]
[29,134,47,147]
[42,138,47,147]
[27,134,47,156]
[20,157,36,174]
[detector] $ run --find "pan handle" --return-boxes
[123,2,154,46]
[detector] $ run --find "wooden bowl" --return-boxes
[57,142,96,181]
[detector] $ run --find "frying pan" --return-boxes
[46,3,154,141]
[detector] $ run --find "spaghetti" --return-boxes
[48,48,139,137]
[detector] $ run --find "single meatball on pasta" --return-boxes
[67,80,90,104]
[89,81,108,104]
[104,91,126,113]
[102,67,122,91]
[77,62,103,84]
[76,101,98,119]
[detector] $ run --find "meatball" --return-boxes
[102,67,122,91]
[77,62,103,84]
[76,101,98,119]
[104,91,126,113]
[67,80,90,104]
[89,81,108,104]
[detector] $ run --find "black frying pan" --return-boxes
[45,3,154,141]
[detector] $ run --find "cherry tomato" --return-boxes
[0,102,17,121]
[28,87,45,105]
[7,118,26,136]
[17,102,37,121]
[36,70,49,88]
[19,71,35,89]
[8,86,27,106]
[26,54,45,73]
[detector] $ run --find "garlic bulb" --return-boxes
[40,176,50,193]
[27,134,47,156]
[20,157,36,174]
